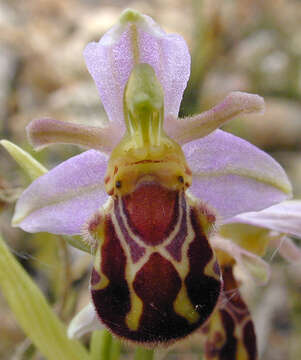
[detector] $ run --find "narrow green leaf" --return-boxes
[0,234,89,360]
[1,140,47,180]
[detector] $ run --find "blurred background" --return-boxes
[0,0,301,359]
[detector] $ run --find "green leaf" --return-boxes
[0,140,47,181]
[0,234,89,360]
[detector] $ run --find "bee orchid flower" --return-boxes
[201,200,301,360]
[9,8,299,358]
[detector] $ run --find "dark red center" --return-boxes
[122,183,179,246]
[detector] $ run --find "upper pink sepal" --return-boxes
[183,130,292,220]
[84,9,190,125]
[12,150,108,235]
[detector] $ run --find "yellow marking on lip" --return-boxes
[204,256,221,282]
[91,271,110,291]
[110,201,145,332]
[125,291,143,331]
[173,285,200,324]
[92,221,110,291]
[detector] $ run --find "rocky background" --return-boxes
[0,0,301,359]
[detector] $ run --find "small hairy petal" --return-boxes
[84,9,190,125]
[27,118,121,153]
[183,130,292,220]
[228,201,301,239]
[13,150,108,235]
[68,303,103,339]
[165,92,264,144]
[212,236,270,285]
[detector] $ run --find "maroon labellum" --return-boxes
[90,182,221,345]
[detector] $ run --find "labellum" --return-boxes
[202,265,257,360]
[87,64,222,345]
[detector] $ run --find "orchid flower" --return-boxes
[200,200,301,360]
[6,8,300,359]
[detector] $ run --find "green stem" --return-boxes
[57,236,72,319]
[110,338,122,360]
[134,347,154,360]
[90,330,112,360]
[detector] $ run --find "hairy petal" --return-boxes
[13,150,108,235]
[165,92,264,144]
[84,9,190,125]
[228,201,301,239]
[68,303,103,339]
[27,118,121,153]
[184,130,292,219]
